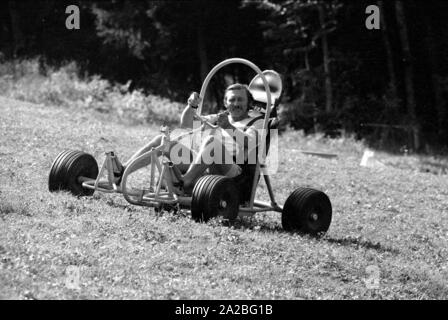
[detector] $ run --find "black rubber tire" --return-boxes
[48,150,78,192]
[64,152,98,196]
[282,187,332,236]
[56,151,82,189]
[48,150,98,196]
[191,175,239,222]
[48,150,69,191]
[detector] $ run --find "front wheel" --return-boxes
[282,187,332,236]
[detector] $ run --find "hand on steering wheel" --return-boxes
[188,92,201,108]
[188,92,230,130]
[216,110,231,129]
[188,93,217,129]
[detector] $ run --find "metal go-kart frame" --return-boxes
[49,58,332,235]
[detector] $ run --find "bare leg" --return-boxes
[123,134,193,176]
[182,136,234,189]
[123,135,163,168]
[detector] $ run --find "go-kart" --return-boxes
[48,58,332,235]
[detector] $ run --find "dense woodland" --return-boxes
[1,0,448,152]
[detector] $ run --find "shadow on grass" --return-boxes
[93,203,399,255]
[115,205,400,256]
[323,236,400,254]
[227,216,284,233]
[101,196,137,212]
[228,217,401,254]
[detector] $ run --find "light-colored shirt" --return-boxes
[202,110,265,161]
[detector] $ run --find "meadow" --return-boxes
[0,61,447,299]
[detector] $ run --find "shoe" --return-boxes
[172,180,184,193]
[173,180,194,195]
[113,167,124,185]
[110,152,125,185]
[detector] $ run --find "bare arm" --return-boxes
[180,92,201,129]
[180,104,197,129]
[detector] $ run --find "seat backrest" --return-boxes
[248,69,282,158]
[248,70,283,109]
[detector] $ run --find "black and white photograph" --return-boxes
[0,0,447,303]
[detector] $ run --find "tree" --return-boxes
[317,3,333,113]
[7,1,25,57]
[421,3,447,140]
[251,0,341,132]
[395,1,420,150]
[378,0,398,102]
[91,0,268,106]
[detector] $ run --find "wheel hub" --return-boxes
[220,200,227,208]
[310,213,319,221]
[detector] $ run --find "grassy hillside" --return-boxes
[0,59,183,126]
[0,96,447,299]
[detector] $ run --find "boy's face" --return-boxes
[224,88,249,120]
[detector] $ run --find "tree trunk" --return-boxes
[395,1,420,150]
[196,21,208,83]
[318,4,333,113]
[195,2,210,110]
[7,0,24,57]
[378,0,398,101]
[422,10,446,138]
[304,51,310,71]
[0,3,10,58]
[195,0,208,83]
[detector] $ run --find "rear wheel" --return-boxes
[282,187,332,236]
[49,150,98,196]
[191,175,239,222]
[48,150,78,191]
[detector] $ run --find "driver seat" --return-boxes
[232,118,278,204]
[232,70,282,204]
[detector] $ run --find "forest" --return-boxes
[1,0,448,153]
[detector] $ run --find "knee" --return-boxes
[155,134,163,144]
[147,134,163,146]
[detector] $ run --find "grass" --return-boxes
[0,94,447,300]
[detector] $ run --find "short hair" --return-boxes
[224,83,254,108]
